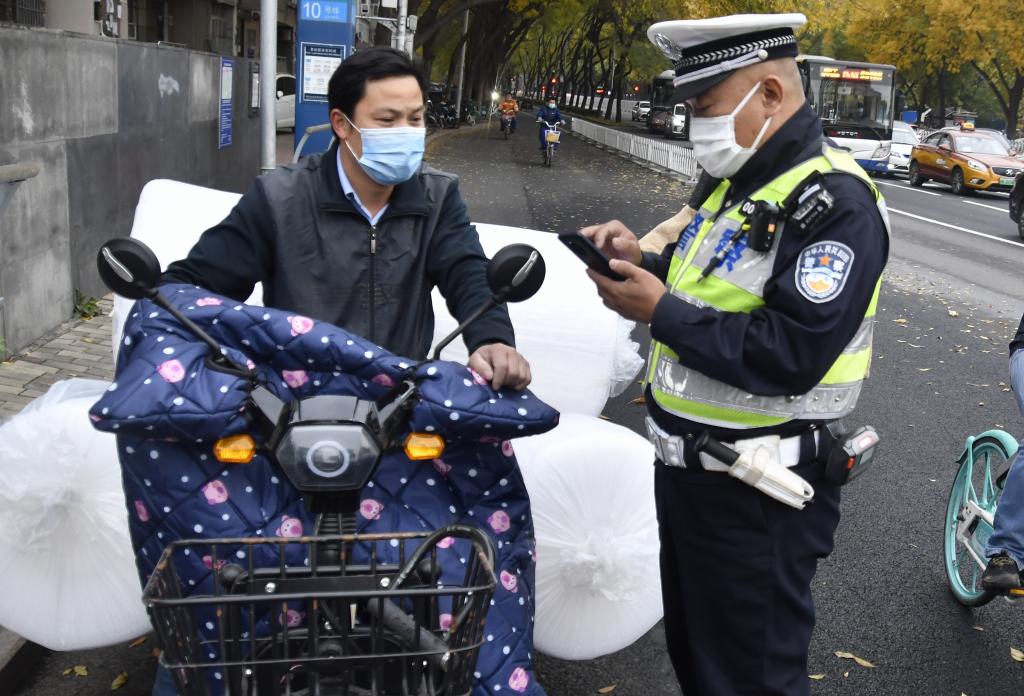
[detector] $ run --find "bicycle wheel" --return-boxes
[944,436,1015,606]
[545,144,553,167]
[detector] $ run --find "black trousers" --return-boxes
[654,458,841,696]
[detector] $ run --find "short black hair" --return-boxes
[328,47,427,118]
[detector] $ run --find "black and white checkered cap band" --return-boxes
[671,28,797,80]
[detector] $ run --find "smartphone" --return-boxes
[557,231,627,281]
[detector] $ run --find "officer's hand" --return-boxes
[587,260,665,324]
[579,220,642,265]
[469,343,532,391]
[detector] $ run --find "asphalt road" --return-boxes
[15,121,1024,696]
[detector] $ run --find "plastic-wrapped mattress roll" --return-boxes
[431,224,644,416]
[0,380,151,650]
[511,413,662,660]
[109,179,257,357]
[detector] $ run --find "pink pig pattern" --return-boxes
[288,316,314,336]
[282,370,309,388]
[157,359,185,384]
[195,297,222,307]
[432,458,452,476]
[275,516,303,538]
[508,667,529,692]
[280,609,305,627]
[468,367,488,386]
[360,499,384,521]
[134,500,149,522]
[371,373,395,388]
[202,480,229,505]
[487,511,511,534]
[439,613,452,631]
[501,441,514,458]
[500,570,518,593]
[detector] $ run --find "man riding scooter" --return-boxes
[499,92,519,136]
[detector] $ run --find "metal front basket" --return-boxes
[545,130,561,143]
[144,526,495,696]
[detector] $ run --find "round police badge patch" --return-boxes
[795,241,854,303]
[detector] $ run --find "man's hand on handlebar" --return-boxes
[468,343,532,391]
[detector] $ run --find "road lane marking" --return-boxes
[962,199,1010,212]
[887,207,1024,249]
[873,180,941,196]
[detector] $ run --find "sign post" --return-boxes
[295,0,355,157]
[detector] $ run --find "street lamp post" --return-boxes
[259,0,277,173]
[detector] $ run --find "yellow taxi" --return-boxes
[908,130,1023,194]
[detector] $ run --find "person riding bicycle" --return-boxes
[536,99,565,152]
[499,92,519,134]
[982,312,1024,590]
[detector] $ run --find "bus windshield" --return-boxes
[803,62,896,141]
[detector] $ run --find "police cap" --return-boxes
[648,13,806,102]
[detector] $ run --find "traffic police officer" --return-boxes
[579,13,890,696]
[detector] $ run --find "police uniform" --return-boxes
[640,14,890,695]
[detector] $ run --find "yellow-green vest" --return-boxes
[647,145,890,429]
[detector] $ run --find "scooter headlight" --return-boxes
[275,423,381,492]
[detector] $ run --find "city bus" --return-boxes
[797,56,901,174]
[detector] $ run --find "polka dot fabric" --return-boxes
[90,285,557,695]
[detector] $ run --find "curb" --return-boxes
[0,627,46,696]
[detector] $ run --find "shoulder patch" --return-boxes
[795,241,855,303]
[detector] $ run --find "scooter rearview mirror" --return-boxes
[97,237,250,375]
[487,244,545,303]
[96,237,162,300]
[430,245,546,361]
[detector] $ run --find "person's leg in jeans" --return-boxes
[152,664,178,696]
[985,349,1024,570]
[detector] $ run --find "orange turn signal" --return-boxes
[404,432,445,460]
[213,434,257,464]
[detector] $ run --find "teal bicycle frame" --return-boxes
[944,429,1020,606]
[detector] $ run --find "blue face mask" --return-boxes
[344,115,426,185]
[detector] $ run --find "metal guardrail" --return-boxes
[570,117,699,182]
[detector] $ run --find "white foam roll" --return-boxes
[431,224,644,416]
[109,179,261,358]
[0,380,151,650]
[512,413,662,660]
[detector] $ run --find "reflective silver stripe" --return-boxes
[652,350,864,426]
[672,205,718,262]
[844,317,874,354]
[682,214,777,296]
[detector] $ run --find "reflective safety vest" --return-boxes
[647,145,891,429]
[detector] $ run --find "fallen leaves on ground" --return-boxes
[629,395,645,405]
[598,686,616,694]
[808,674,826,680]
[949,310,960,317]
[973,625,984,631]
[894,318,908,324]
[73,665,89,676]
[111,672,129,690]
[128,636,147,648]
[834,651,875,668]
[1011,647,1024,662]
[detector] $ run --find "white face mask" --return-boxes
[690,81,772,179]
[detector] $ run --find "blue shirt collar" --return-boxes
[336,148,389,226]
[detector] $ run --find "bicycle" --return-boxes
[943,428,1024,605]
[540,121,563,168]
[499,113,515,140]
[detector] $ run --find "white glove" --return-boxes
[638,205,698,253]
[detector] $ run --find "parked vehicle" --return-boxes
[885,120,919,176]
[275,73,296,131]
[666,102,690,140]
[1010,173,1024,240]
[909,130,1024,194]
[631,101,651,122]
[95,237,550,696]
[647,106,671,134]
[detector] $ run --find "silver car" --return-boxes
[886,121,918,176]
[631,101,651,122]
